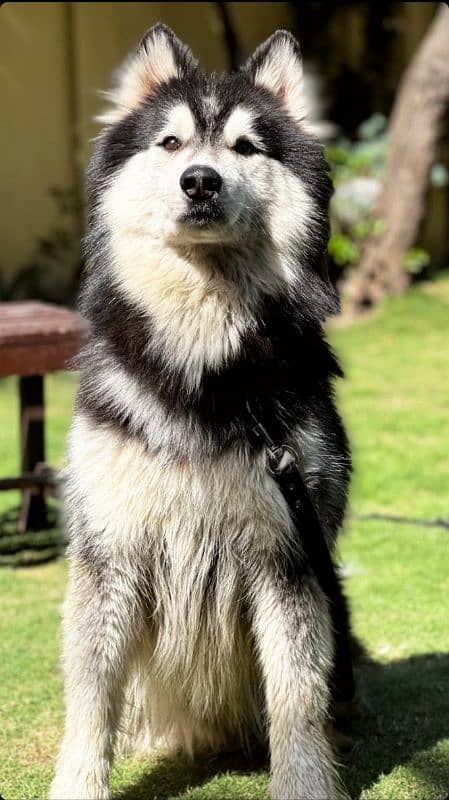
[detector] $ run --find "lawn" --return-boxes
[1,279,448,800]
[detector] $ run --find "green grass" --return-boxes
[1,279,449,799]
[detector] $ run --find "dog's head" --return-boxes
[88,25,335,315]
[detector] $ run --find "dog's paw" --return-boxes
[269,772,348,800]
[49,775,109,800]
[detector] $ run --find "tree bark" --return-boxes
[342,4,449,313]
[215,2,244,70]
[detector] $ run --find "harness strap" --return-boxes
[246,401,355,703]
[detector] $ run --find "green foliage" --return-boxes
[326,113,388,185]
[430,163,449,188]
[402,247,431,275]
[326,114,387,272]
[327,232,360,266]
[326,114,431,277]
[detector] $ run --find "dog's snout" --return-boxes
[180,165,222,201]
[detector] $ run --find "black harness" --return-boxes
[246,402,355,704]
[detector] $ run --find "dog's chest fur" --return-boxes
[68,413,293,742]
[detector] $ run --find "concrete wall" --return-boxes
[1,3,76,284]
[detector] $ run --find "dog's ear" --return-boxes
[99,24,198,125]
[242,30,306,125]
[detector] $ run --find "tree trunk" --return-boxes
[342,4,449,313]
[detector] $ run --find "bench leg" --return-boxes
[19,375,48,532]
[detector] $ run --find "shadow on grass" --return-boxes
[114,747,268,800]
[114,653,449,800]
[0,503,63,566]
[344,652,449,799]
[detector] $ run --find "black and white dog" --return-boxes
[51,25,354,800]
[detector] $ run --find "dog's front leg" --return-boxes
[50,558,142,800]
[251,567,346,800]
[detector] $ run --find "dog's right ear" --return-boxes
[241,30,307,126]
[98,24,198,125]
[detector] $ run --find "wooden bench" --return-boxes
[0,301,87,532]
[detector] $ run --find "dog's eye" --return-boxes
[233,137,258,156]
[160,136,181,152]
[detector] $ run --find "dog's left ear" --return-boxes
[242,30,306,125]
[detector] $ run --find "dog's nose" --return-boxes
[180,165,222,201]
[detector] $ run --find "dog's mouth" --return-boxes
[176,201,233,243]
[180,199,226,228]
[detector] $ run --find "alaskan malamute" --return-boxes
[51,25,354,800]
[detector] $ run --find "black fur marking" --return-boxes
[77,270,345,455]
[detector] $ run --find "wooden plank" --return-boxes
[0,302,86,377]
[0,301,86,340]
[0,472,57,491]
[19,375,47,532]
[0,339,83,378]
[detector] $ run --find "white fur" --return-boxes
[68,412,292,559]
[100,157,259,390]
[51,413,340,799]
[251,574,345,799]
[253,37,309,128]
[61,413,294,754]
[99,139,315,390]
[222,106,264,150]
[265,160,317,259]
[202,93,219,117]
[97,29,180,126]
[159,102,196,144]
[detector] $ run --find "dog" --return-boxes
[50,25,354,800]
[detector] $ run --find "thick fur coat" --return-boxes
[51,25,352,800]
